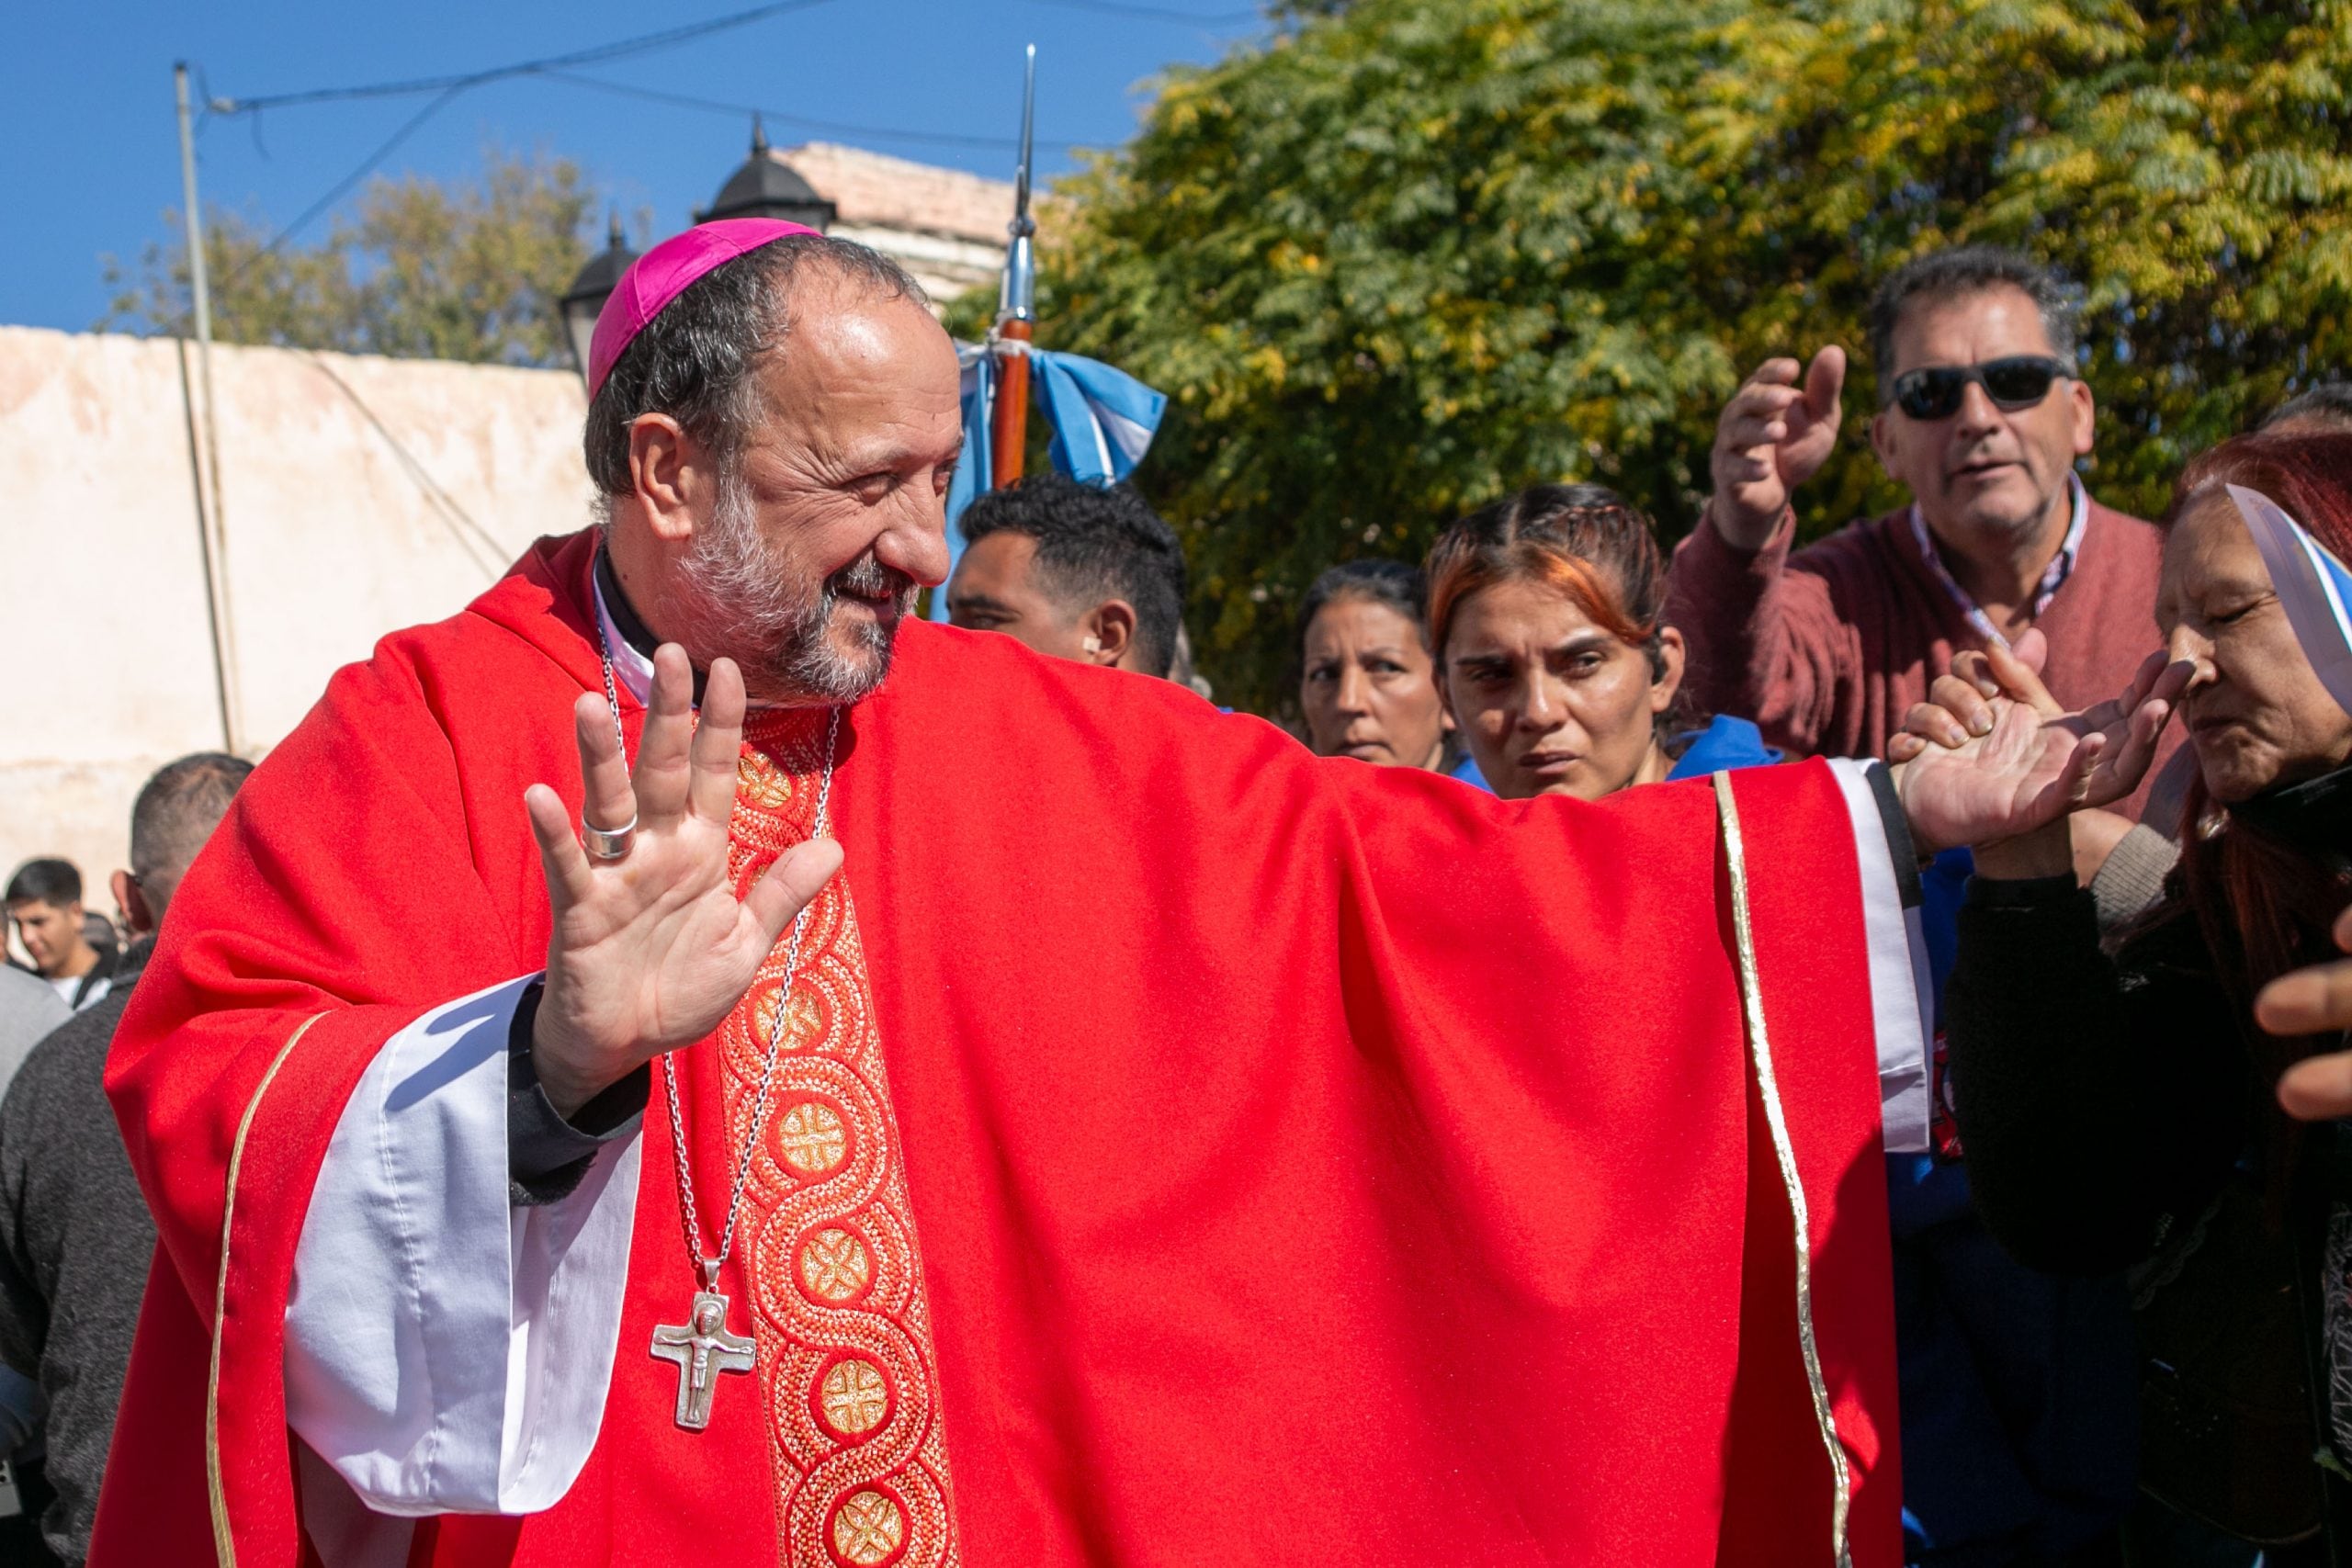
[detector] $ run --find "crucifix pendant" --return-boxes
[650,1287,756,1432]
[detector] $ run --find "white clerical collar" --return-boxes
[589,550,808,713]
[591,554,655,707]
[1907,471,2089,650]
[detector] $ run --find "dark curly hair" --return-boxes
[957,474,1189,678]
[4,858,80,908]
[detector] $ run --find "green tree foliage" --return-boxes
[1034,0,2352,716]
[104,146,604,367]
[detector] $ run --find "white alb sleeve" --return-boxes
[284,975,641,1517]
[1824,759,1934,1154]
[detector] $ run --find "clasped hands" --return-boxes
[1891,633,2352,1121]
[521,646,843,1119]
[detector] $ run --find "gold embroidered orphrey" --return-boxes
[714,712,958,1568]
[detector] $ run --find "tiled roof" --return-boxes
[778,142,1016,246]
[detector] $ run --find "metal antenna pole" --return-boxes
[176,62,243,754]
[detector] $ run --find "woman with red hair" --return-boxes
[1426,483,1779,800]
[1905,431,2352,1555]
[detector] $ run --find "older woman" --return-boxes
[1426,483,1777,800]
[1295,559,1465,777]
[1902,430,2352,1555]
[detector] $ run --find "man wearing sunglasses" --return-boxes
[1667,243,2177,821]
[1668,244,2181,1568]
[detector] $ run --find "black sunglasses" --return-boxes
[1886,355,2072,421]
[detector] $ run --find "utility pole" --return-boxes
[176,61,243,755]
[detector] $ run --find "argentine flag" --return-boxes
[935,347,1168,619]
[2231,483,2352,718]
[1034,350,1167,487]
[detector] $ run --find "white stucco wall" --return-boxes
[0,325,590,936]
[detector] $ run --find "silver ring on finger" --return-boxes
[582,812,638,862]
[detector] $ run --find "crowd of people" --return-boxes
[917,244,2352,1565]
[3,228,2350,1566]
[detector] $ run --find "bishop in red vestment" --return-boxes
[94,221,2181,1568]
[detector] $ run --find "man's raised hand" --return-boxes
[522,646,842,1118]
[1709,346,1848,551]
[1894,630,2191,858]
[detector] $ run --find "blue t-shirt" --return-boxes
[1445,715,1781,794]
[1666,715,1782,779]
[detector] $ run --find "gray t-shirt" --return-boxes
[0,970,68,1103]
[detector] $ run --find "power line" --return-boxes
[249,85,466,257]
[181,0,1240,298]
[204,65,1056,291]
[208,0,845,115]
[1028,0,1262,21]
[193,1,846,285]
[545,72,1054,153]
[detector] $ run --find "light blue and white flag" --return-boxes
[944,344,995,542]
[2230,482,2352,717]
[1034,350,1167,487]
[934,346,1167,620]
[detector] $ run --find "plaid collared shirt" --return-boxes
[1907,472,2089,649]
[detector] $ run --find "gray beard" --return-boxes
[673,471,916,705]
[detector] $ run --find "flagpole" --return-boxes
[989,44,1037,490]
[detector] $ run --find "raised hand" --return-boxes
[1894,631,2191,859]
[1709,346,1847,550]
[522,645,842,1117]
[2263,906,2352,1122]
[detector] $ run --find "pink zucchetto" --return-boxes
[586,218,822,398]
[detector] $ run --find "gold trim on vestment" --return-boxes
[207,1012,327,1567]
[1713,773,1854,1568]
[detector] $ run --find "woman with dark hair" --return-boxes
[1295,559,1464,776]
[1903,431,2352,1556]
[1426,483,1776,801]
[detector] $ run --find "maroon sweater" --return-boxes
[1666,498,2181,819]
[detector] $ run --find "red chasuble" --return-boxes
[98,530,1901,1567]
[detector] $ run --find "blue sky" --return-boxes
[3,0,1269,333]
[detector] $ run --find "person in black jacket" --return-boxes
[1896,431,2352,1561]
[0,751,252,1565]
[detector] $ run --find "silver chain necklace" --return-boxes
[595,628,840,1431]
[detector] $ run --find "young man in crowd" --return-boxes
[942,473,1189,681]
[0,752,253,1565]
[3,863,112,1013]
